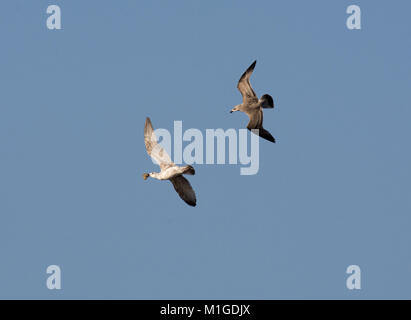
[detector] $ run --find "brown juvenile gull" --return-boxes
[230,60,275,143]
[143,117,197,207]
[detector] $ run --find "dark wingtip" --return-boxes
[239,60,257,82]
[248,127,276,143]
[186,199,197,207]
[264,132,276,143]
[263,133,275,143]
[249,60,257,70]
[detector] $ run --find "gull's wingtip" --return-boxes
[247,60,257,73]
[188,200,197,207]
[145,117,153,127]
[144,117,154,134]
[250,60,257,69]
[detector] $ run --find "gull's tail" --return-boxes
[259,94,274,109]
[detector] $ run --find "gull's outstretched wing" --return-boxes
[246,109,276,143]
[237,60,258,104]
[170,175,197,207]
[144,117,174,170]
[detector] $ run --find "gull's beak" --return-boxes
[229,110,233,113]
[143,173,149,180]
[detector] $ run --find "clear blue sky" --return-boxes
[1,0,410,299]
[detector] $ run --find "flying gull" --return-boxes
[143,117,197,207]
[230,60,275,143]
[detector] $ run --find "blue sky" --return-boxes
[0,0,410,299]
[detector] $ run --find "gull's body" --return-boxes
[230,60,276,143]
[143,117,197,207]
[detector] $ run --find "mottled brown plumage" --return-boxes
[231,60,276,143]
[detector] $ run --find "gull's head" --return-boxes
[230,105,240,113]
[143,173,150,180]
